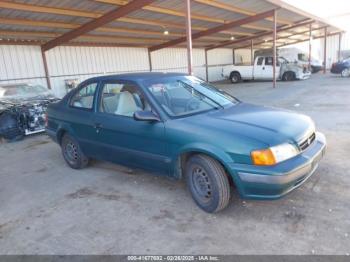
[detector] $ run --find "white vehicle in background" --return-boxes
[222,56,311,83]
[279,47,323,73]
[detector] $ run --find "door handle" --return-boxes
[94,123,102,133]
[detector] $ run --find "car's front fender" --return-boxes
[171,142,238,181]
[177,142,233,163]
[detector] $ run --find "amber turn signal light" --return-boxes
[251,149,276,166]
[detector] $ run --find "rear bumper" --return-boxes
[330,67,344,74]
[227,132,326,200]
[311,65,322,73]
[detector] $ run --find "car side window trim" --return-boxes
[68,81,99,111]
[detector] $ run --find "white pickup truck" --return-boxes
[222,56,311,83]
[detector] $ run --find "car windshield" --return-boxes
[278,57,288,64]
[0,84,50,99]
[298,53,308,62]
[144,75,239,117]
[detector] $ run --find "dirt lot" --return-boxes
[0,73,349,255]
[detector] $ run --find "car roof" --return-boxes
[86,72,188,82]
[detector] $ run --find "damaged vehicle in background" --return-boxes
[278,47,323,74]
[0,83,59,141]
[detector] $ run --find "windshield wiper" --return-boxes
[178,80,224,109]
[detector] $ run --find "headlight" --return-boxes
[251,143,299,166]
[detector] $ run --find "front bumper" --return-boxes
[330,67,343,74]
[296,70,311,80]
[311,65,323,73]
[227,132,326,200]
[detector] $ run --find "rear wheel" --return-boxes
[230,72,241,84]
[341,68,350,77]
[61,133,89,169]
[282,71,295,81]
[185,154,231,213]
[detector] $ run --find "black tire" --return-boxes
[61,133,89,169]
[185,154,231,213]
[230,72,241,84]
[0,112,24,142]
[282,71,295,81]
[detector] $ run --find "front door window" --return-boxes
[99,82,150,117]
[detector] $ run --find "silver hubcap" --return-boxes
[65,142,78,163]
[341,69,349,77]
[192,166,212,202]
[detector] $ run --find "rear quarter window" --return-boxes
[70,82,98,109]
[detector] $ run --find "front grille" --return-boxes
[299,132,316,151]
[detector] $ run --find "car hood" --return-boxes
[0,94,59,112]
[281,62,303,72]
[0,94,57,104]
[333,60,349,66]
[184,103,315,146]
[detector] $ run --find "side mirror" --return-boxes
[133,110,160,122]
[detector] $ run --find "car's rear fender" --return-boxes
[48,120,78,145]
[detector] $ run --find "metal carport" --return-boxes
[0,0,342,88]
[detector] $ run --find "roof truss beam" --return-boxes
[0,1,253,37]
[0,29,226,47]
[149,9,277,52]
[247,26,326,48]
[229,28,338,50]
[193,0,292,25]
[0,17,232,41]
[96,0,285,31]
[205,20,313,50]
[276,31,342,48]
[40,0,156,51]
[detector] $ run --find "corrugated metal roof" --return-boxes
[0,24,68,34]
[0,0,341,50]
[0,8,92,24]
[13,0,114,13]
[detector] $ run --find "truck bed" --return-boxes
[222,65,254,80]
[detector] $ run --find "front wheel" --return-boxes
[185,154,231,213]
[282,71,295,81]
[61,133,89,169]
[341,68,350,77]
[0,112,24,142]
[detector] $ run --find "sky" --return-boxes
[282,0,350,31]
